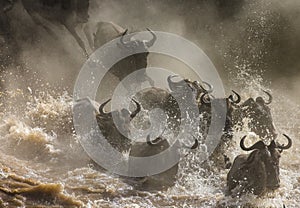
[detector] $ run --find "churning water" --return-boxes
[0,72,299,208]
[0,0,299,207]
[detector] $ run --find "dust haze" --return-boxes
[1,0,300,103]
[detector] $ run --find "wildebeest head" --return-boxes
[96,98,141,152]
[237,90,277,139]
[167,75,213,99]
[240,134,292,190]
[227,134,292,195]
[128,133,198,191]
[199,90,241,133]
[120,28,157,50]
[98,98,141,120]
[256,90,273,105]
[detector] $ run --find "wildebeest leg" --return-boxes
[25,11,58,39]
[64,22,88,57]
[83,23,94,51]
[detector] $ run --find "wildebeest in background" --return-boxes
[167,74,214,102]
[199,90,241,135]
[234,90,277,140]
[0,0,14,38]
[197,91,241,169]
[93,21,156,91]
[0,0,22,91]
[21,0,90,56]
[134,76,213,138]
[0,0,15,67]
[227,134,292,195]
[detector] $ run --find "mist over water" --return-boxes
[0,0,299,207]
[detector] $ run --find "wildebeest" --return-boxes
[0,0,16,60]
[96,98,141,152]
[234,90,277,140]
[227,134,292,195]
[198,91,241,168]
[128,133,198,191]
[21,0,90,56]
[0,0,14,37]
[167,74,213,102]
[74,96,198,190]
[199,90,241,135]
[93,21,156,87]
[134,76,212,137]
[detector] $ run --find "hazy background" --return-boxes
[1,0,299,102]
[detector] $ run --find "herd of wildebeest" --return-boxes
[81,21,292,196]
[86,74,292,196]
[0,0,293,199]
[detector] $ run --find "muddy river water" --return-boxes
[0,79,299,207]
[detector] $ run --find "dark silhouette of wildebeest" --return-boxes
[227,134,292,195]
[96,98,141,152]
[21,0,90,56]
[236,90,277,140]
[93,21,156,87]
[167,74,213,103]
[128,134,198,191]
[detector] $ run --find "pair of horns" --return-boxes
[240,134,292,151]
[200,90,241,104]
[167,75,213,93]
[99,99,141,119]
[147,135,199,150]
[261,90,273,105]
[120,28,157,47]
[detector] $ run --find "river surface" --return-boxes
[0,0,300,207]
[0,78,299,207]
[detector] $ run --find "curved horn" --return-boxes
[145,28,157,47]
[228,90,241,104]
[190,137,199,149]
[130,99,141,119]
[181,136,199,149]
[277,134,292,150]
[263,90,273,105]
[240,136,266,151]
[201,81,214,93]
[120,29,129,45]
[146,135,163,146]
[200,93,211,104]
[167,75,185,91]
[99,99,111,115]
